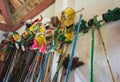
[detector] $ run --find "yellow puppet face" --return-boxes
[62,7,76,27]
[64,7,76,19]
[13,34,20,42]
[35,35,46,48]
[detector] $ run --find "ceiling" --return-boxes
[0,0,55,32]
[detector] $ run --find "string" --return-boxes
[65,15,83,82]
[90,26,95,82]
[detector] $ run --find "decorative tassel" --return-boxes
[32,38,38,50]
[39,43,46,54]
[63,54,84,74]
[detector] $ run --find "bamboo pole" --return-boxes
[90,26,95,82]
[52,45,69,82]
[97,27,115,82]
[42,52,54,82]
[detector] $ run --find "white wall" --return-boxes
[55,0,120,21]
[33,3,55,23]
[67,20,120,82]
[74,0,120,21]
[0,30,5,42]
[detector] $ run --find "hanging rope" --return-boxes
[90,26,95,82]
[65,15,83,82]
[97,27,115,82]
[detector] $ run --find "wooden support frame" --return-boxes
[0,23,9,32]
[0,0,13,31]
[0,0,55,32]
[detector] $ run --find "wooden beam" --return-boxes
[0,23,9,32]
[12,0,55,31]
[0,0,13,28]
[12,22,23,32]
